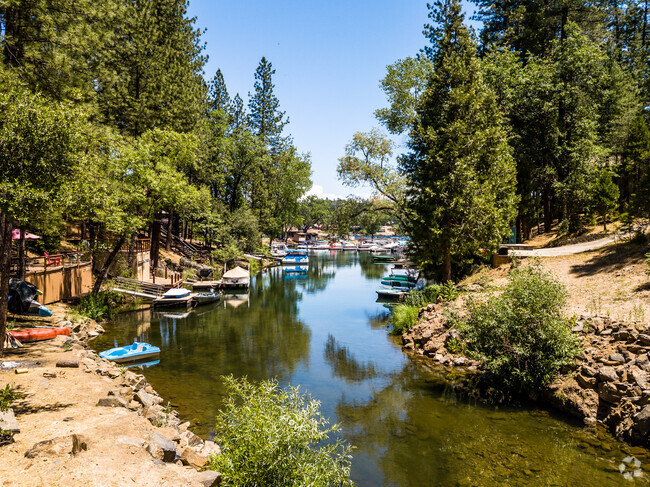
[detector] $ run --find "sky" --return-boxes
[187,1,479,199]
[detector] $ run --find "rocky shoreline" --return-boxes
[402,303,650,448]
[0,314,221,486]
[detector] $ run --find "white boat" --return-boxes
[341,241,358,251]
[330,242,343,250]
[357,242,378,251]
[153,288,194,308]
[271,243,288,258]
[194,291,221,306]
[311,241,330,250]
[282,249,309,265]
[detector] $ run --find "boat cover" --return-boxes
[223,266,250,279]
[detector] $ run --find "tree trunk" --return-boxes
[80,220,86,241]
[543,186,552,233]
[442,236,452,282]
[92,236,126,295]
[89,222,97,273]
[150,218,161,274]
[18,228,26,280]
[126,231,138,277]
[166,211,173,252]
[0,214,14,353]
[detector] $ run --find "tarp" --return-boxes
[223,266,250,279]
[11,229,40,240]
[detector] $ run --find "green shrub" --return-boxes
[438,281,459,302]
[208,376,353,487]
[457,262,579,394]
[0,384,20,412]
[76,290,124,321]
[391,304,420,335]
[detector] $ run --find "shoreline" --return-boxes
[0,310,221,487]
[402,302,650,451]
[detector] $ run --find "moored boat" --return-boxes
[194,291,220,306]
[282,249,309,265]
[222,259,251,289]
[153,288,194,308]
[99,341,160,363]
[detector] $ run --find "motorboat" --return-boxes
[284,265,309,273]
[373,254,395,263]
[282,249,309,265]
[271,242,288,258]
[99,341,161,363]
[311,241,330,250]
[341,241,358,251]
[357,242,378,251]
[153,288,194,308]
[329,241,343,250]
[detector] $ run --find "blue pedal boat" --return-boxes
[99,341,160,363]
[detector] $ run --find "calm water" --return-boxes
[93,252,648,486]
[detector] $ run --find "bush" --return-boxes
[76,290,124,321]
[457,262,579,394]
[0,383,20,412]
[391,304,420,335]
[207,376,353,487]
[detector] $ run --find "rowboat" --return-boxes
[99,341,161,363]
[9,327,70,342]
[194,291,220,306]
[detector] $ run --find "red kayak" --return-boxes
[9,327,70,342]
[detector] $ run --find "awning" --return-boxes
[223,266,250,279]
[11,229,40,240]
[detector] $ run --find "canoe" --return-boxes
[99,342,160,363]
[9,327,70,342]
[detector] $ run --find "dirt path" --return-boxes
[511,234,621,257]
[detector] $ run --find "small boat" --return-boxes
[99,341,160,363]
[271,242,288,258]
[222,259,251,289]
[373,254,395,263]
[329,242,343,250]
[341,242,358,251]
[358,242,378,251]
[153,288,194,308]
[282,249,309,265]
[376,288,408,300]
[9,327,70,343]
[194,291,220,306]
[311,241,330,250]
[379,278,417,289]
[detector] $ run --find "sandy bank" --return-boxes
[0,316,221,487]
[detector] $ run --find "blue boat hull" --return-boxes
[99,342,161,363]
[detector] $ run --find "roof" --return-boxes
[223,266,250,279]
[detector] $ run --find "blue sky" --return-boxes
[188,1,479,199]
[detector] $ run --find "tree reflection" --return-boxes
[324,334,378,382]
[336,361,628,487]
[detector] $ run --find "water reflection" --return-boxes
[324,334,378,382]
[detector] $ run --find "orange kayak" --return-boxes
[10,327,70,342]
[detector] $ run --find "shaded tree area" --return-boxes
[0,0,311,350]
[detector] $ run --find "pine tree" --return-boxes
[402,0,518,281]
[247,57,288,150]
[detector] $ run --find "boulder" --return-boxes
[576,374,597,389]
[146,431,179,463]
[72,434,89,455]
[598,367,619,382]
[598,382,624,403]
[581,365,598,377]
[639,334,650,346]
[181,430,203,448]
[135,389,161,408]
[195,470,222,487]
[181,449,208,469]
[97,397,127,408]
[609,353,625,365]
[200,440,221,458]
[24,437,70,458]
[635,405,650,435]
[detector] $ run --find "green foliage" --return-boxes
[391,305,420,335]
[591,168,619,231]
[457,262,579,394]
[402,0,518,281]
[0,384,20,413]
[438,281,459,302]
[208,375,353,487]
[76,290,125,321]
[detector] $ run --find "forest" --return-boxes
[339,0,650,280]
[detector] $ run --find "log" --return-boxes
[56,360,79,368]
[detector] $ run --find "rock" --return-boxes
[56,360,79,368]
[181,449,208,469]
[631,369,649,389]
[97,396,127,408]
[24,437,69,458]
[195,470,222,487]
[71,434,89,455]
[143,404,165,423]
[581,365,598,377]
[200,440,221,458]
[57,320,73,329]
[179,422,190,432]
[639,334,650,346]
[146,431,179,463]
[635,405,650,435]
[156,427,180,443]
[598,382,624,403]
[599,367,619,382]
[117,436,145,448]
[128,400,141,411]
[572,323,584,333]
[609,353,625,365]
[576,374,597,389]
[181,430,203,448]
[135,389,161,408]
[453,356,467,366]
[0,408,20,433]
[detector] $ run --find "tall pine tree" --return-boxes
[247,57,288,150]
[402,0,517,281]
